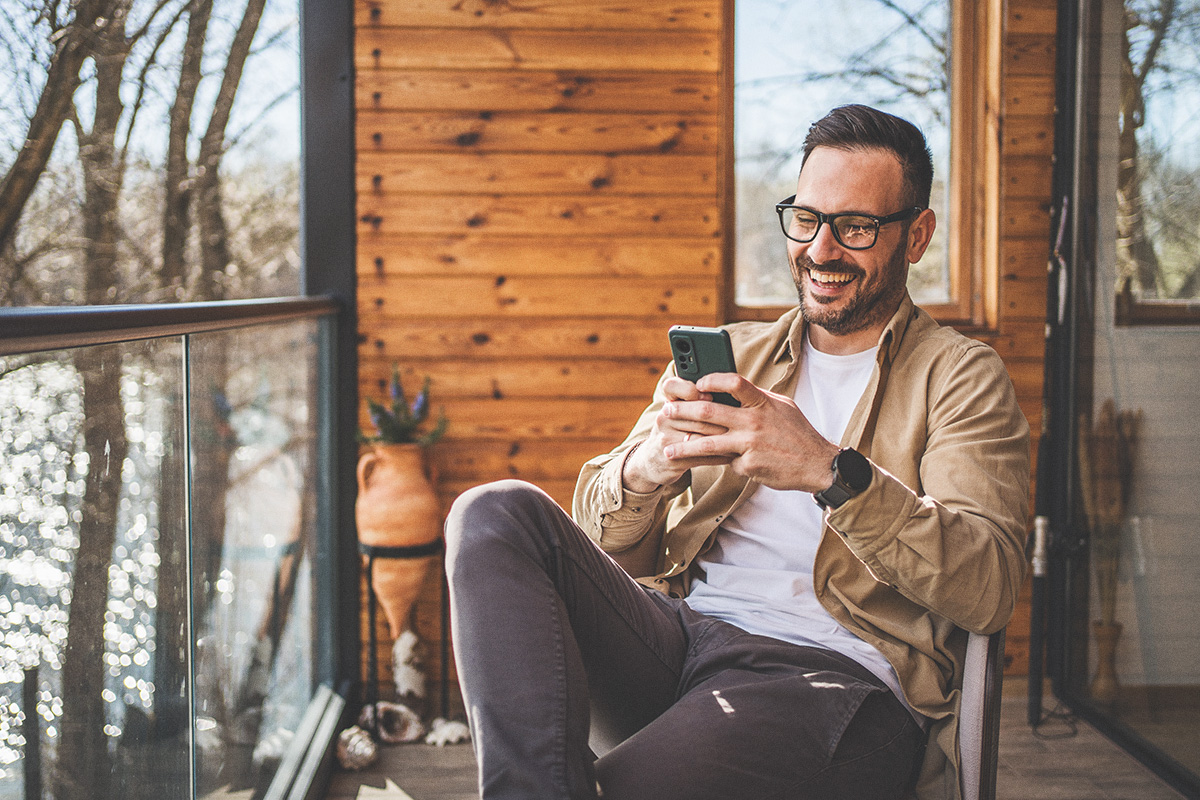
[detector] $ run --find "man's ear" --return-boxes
[905,208,937,263]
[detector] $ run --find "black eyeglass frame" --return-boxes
[774,195,922,250]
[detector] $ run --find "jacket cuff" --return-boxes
[824,463,923,583]
[593,443,665,550]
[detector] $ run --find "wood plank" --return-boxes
[354,0,721,31]
[358,275,719,319]
[1003,76,1056,117]
[1007,0,1056,35]
[1003,236,1054,279]
[1004,155,1054,201]
[439,478,581,511]
[1017,400,1044,438]
[1004,33,1057,77]
[357,69,719,113]
[1004,359,1046,399]
[419,397,651,440]
[1001,198,1053,241]
[1001,268,1051,322]
[359,356,665,400]
[356,152,717,196]
[356,110,719,156]
[357,194,720,237]
[972,319,1047,363]
[356,28,720,72]
[1002,115,1055,157]
[428,438,618,482]
[357,235,721,278]
[357,317,699,359]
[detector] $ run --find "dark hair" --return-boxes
[801,104,934,209]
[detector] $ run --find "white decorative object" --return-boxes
[336,724,378,770]
[425,717,471,747]
[392,629,426,700]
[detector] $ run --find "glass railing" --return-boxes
[0,299,340,800]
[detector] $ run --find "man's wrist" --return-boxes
[813,447,873,510]
[620,441,661,494]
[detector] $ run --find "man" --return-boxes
[445,104,1029,800]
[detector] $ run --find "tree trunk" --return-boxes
[189,0,268,621]
[56,346,128,800]
[161,0,214,299]
[55,5,132,799]
[0,0,118,255]
[1115,2,1176,297]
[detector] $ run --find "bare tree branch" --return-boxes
[0,0,120,254]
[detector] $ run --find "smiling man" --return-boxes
[445,105,1030,800]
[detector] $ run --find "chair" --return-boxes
[958,628,1006,800]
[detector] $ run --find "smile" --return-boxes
[807,268,857,286]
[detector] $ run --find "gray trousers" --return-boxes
[444,480,923,800]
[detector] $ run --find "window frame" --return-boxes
[721,0,1001,330]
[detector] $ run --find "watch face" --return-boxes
[836,449,873,492]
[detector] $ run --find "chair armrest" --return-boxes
[959,628,1006,800]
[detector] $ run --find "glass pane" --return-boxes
[0,0,300,306]
[734,0,951,307]
[188,320,319,796]
[1072,0,1200,780]
[0,340,190,799]
[1113,0,1200,302]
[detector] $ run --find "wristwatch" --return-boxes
[813,448,873,510]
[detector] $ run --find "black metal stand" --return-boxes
[358,540,446,735]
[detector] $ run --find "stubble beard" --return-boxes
[794,238,909,337]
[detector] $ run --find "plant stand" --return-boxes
[359,540,446,736]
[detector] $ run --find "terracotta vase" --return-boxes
[1090,620,1122,706]
[355,443,442,637]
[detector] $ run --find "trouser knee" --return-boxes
[444,479,558,577]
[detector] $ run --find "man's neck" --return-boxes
[806,321,886,356]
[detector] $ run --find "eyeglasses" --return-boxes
[775,195,921,250]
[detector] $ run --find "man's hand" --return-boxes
[621,375,738,493]
[653,373,842,494]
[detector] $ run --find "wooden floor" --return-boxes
[325,680,1190,800]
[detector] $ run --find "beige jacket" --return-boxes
[572,295,1030,800]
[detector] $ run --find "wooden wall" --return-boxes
[353,0,1056,702]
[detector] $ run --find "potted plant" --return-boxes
[356,365,448,735]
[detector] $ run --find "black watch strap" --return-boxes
[814,448,872,510]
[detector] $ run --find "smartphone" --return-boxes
[668,325,740,407]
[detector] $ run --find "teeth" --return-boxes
[809,269,855,285]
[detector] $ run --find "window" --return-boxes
[0,0,301,306]
[1108,0,1200,325]
[0,2,357,797]
[728,0,999,327]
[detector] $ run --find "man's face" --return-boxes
[788,146,928,342]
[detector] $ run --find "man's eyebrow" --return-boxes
[793,203,881,217]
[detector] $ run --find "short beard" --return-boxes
[794,238,909,337]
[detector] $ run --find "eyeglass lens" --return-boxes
[780,208,878,249]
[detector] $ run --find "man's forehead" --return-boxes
[795,146,905,211]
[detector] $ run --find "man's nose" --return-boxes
[805,221,845,264]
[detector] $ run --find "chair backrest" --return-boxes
[958,628,1006,800]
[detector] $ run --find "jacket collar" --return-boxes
[773,292,918,366]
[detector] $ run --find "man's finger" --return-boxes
[696,373,764,406]
[663,375,706,402]
[664,431,738,461]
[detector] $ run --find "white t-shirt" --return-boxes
[686,335,917,719]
